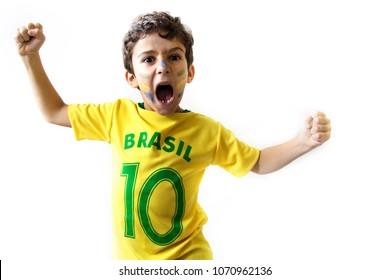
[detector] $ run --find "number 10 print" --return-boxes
[121,163,185,245]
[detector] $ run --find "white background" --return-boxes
[1,0,389,279]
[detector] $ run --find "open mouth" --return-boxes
[156,84,174,104]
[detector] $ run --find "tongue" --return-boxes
[157,85,173,103]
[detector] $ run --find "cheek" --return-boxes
[138,72,151,79]
[177,67,186,77]
[139,83,155,103]
[145,92,155,103]
[176,68,188,88]
[177,77,187,89]
[139,83,151,93]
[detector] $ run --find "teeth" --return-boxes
[161,96,172,104]
[156,84,173,104]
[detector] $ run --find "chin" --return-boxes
[143,93,182,115]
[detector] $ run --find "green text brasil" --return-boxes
[124,131,192,162]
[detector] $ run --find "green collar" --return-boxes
[138,102,191,113]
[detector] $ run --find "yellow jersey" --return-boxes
[68,99,259,260]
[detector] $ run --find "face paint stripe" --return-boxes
[145,92,155,103]
[138,72,151,79]
[177,77,187,89]
[140,83,150,92]
[177,68,186,77]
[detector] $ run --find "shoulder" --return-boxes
[181,111,224,140]
[185,112,221,134]
[69,98,135,109]
[109,98,137,110]
[186,110,219,125]
[68,98,137,120]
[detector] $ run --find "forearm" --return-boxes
[251,112,331,175]
[22,54,70,127]
[252,136,313,175]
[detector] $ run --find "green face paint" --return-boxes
[177,68,186,77]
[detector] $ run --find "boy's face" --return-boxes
[126,33,195,115]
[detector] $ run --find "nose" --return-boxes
[157,59,169,74]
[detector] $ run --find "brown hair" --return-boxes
[122,11,194,74]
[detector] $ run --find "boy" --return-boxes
[15,11,331,260]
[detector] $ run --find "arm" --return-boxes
[251,112,331,174]
[15,23,71,127]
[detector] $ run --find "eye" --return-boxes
[169,54,182,61]
[142,56,155,63]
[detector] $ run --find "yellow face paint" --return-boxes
[139,83,150,92]
[177,77,187,89]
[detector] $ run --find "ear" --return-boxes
[187,64,195,83]
[125,71,139,88]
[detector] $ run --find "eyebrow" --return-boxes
[137,47,185,59]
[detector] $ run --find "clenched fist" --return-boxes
[15,23,45,56]
[303,111,331,148]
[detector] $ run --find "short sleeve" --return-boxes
[68,102,117,143]
[212,123,260,177]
